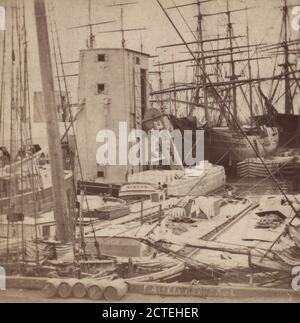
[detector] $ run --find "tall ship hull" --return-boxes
[168,115,279,166]
[276,114,300,147]
[254,114,300,148]
[205,126,279,164]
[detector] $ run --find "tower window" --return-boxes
[97,83,106,94]
[97,166,106,178]
[97,54,106,62]
[135,57,140,65]
[97,171,105,178]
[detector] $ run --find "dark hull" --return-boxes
[277,114,300,147]
[204,127,279,166]
[167,115,279,167]
[254,114,300,147]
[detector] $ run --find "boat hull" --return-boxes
[127,164,226,198]
[167,166,226,197]
[276,114,300,147]
[254,114,300,147]
[205,127,279,165]
[0,174,74,217]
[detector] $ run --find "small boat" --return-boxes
[119,182,165,202]
[127,162,226,198]
[0,148,74,217]
[205,126,279,165]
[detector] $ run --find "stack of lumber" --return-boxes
[237,154,300,178]
[90,206,131,220]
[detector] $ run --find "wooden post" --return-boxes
[34,0,72,243]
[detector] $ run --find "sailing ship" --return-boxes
[0,0,75,220]
[150,0,284,167]
[254,0,300,147]
[0,148,74,217]
[0,0,300,298]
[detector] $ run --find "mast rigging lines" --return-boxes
[49,1,102,257]
[155,0,299,243]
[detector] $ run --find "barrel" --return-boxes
[103,279,128,301]
[57,280,76,299]
[87,284,104,301]
[87,282,104,301]
[43,280,61,298]
[72,281,87,299]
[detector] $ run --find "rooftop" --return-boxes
[80,47,151,57]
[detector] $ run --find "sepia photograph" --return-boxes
[0,0,299,307]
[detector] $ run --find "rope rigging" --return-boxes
[1,1,42,267]
[48,1,101,259]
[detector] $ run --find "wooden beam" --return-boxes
[157,35,243,49]
[154,50,249,67]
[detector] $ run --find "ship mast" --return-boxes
[196,0,210,124]
[34,0,72,243]
[282,0,293,114]
[88,0,94,49]
[68,0,115,49]
[99,2,146,50]
[156,0,300,221]
[172,54,177,116]
[246,8,253,125]
[226,0,238,120]
[0,6,6,148]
